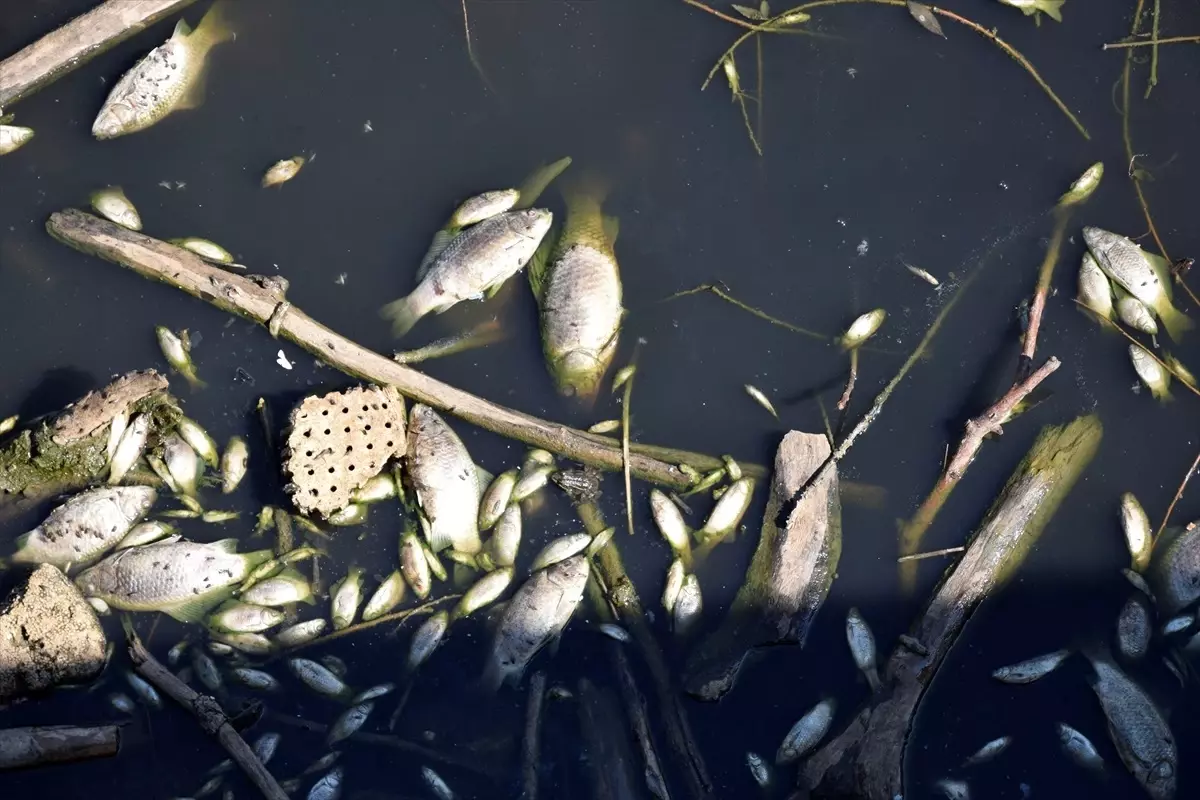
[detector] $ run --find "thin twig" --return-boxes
[460,0,495,95]
[1145,0,1161,98]
[681,0,765,30]
[698,0,1089,139]
[1104,34,1200,49]
[661,282,830,340]
[124,620,288,800]
[621,342,644,537]
[896,545,965,563]
[755,31,765,149]
[1120,1,1170,263]
[1020,209,1070,372]
[1154,445,1200,545]
[1076,300,1200,399]
[274,596,454,655]
[735,92,763,155]
[837,348,858,411]
[898,357,1061,590]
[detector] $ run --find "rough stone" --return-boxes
[0,564,107,704]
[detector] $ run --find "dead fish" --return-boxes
[846,607,882,692]
[126,671,162,709]
[400,531,433,598]
[1084,649,1176,800]
[201,509,240,524]
[839,308,886,349]
[1077,251,1114,322]
[1160,612,1193,637]
[116,519,176,550]
[362,570,407,621]
[530,175,622,401]
[991,649,1071,684]
[327,701,374,745]
[487,504,522,568]
[177,416,219,467]
[673,573,703,637]
[1114,287,1159,335]
[1085,227,1192,342]
[407,610,449,672]
[512,464,553,503]
[91,186,142,230]
[611,366,636,393]
[935,778,971,800]
[963,735,1012,767]
[479,469,518,530]
[776,697,835,765]
[1130,344,1171,401]
[1116,594,1152,661]
[220,436,248,494]
[108,692,136,713]
[529,533,591,572]
[904,261,941,287]
[262,156,305,188]
[417,189,522,281]
[288,658,350,700]
[274,618,327,648]
[1057,722,1105,773]
[327,503,368,526]
[213,632,272,656]
[109,412,151,484]
[1121,492,1153,572]
[307,766,343,800]
[650,488,692,565]
[1123,568,1155,602]
[192,650,222,692]
[406,405,483,554]
[351,683,395,703]
[588,419,621,434]
[1149,523,1200,614]
[997,0,1065,23]
[454,567,514,619]
[209,600,285,634]
[163,432,201,497]
[746,751,771,788]
[421,766,456,800]
[0,124,34,155]
[92,3,233,139]
[1059,161,1104,206]
[661,558,685,615]
[75,538,271,622]
[230,667,280,692]
[252,732,281,764]
[697,477,754,541]
[13,485,156,568]
[348,473,396,504]
[330,567,365,630]
[170,237,234,264]
[483,555,588,690]
[382,210,553,337]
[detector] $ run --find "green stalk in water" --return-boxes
[393,319,505,364]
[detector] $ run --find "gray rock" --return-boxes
[0,564,107,704]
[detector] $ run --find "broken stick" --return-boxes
[0,725,120,770]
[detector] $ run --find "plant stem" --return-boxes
[1154,445,1200,545]
[681,0,766,30]
[620,342,644,537]
[896,545,964,563]
[1019,208,1070,371]
[1145,0,1161,98]
[837,348,859,411]
[661,282,830,340]
[1104,34,1200,49]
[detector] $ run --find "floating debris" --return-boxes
[90,186,141,230]
[743,384,779,419]
[262,156,306,188]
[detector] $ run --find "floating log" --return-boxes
[0,725,119,770]
[0,0,198,109]
[797,415,1102,800]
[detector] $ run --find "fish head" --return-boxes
[507,209,554,243]
[552,350,606,404]
[1082,227,1121,259]
[118,485,158,518]
[92,103,136,140]
[74,564,105,598]
[1146,759,1176,800]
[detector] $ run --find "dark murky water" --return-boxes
[2,1,1200,798]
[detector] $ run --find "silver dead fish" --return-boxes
[991,649,1071,684]
[776,697,835,765]
[91,186,142,230]
[220,436,248,493]
[12,485,156,568]
[1084,226,1192,342]
[845,607,882,692]
[108,412,150,484]
[406,405,483,554]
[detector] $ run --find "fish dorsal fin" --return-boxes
[172,18,193,40]
[210,538,239,553]
[602,215,620,247]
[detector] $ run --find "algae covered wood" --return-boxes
[45,209,693,489]
[685,431,841,701]
[0,0,199,109]
[0,724,120,770]
[52,369,168,445]
[797,415,1102,800]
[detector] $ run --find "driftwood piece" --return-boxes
[686,431,841,700]
[124,622,288,800]
[45,209,699,490]
[0,0,197,109]
[0,725,119,770]
[520,671,546,800]
[612,644,671,800]
[577,677,642,800]
[796,415,1102,800]
[52,369,168,445]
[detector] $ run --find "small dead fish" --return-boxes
[107,411,129,462]
[262,156,306,188]
[0,414,19,435]
[597,623,630,642]
[839,309,886,350]
[1130,344,1171,401]
[166,639,190,666]
[242,569,314,606]
[487,504,522,568]
[220,436,248,494]
[662,558,685,615]
[116,520,176,550]
[1115,287,1158,335]
[13,485,156,568]
[274,618,327,648]
[743,384,779,419]
[963,735,1012,767]
[212,632,273,656]
[512,464,553,503]
[109,413,151,484]
[348,473,396,504]
[407,405,483,553]
[230,667,280,692]
[126,671,162,709]
[991,649,1071,684]
[92,3,233,139]
[997,0,1065,23]
[164,433,201,497]
[1123,568,1155,601]
[1116,594,1152,661]
[307,766,343,800]
[351,683,395,703]
[330,567,365,630]
[288,658,350,700]
[108,692,136,713]
[91,186,142,230]
[1059,161,1104,206]
[935,778,971,800]
[776,698,835,765]
[1077,251,1114,322]
[586,526,614,556]
[400,531,433,598]
[170,237,234,264]
[588,419,621,434]
[407,610,450,672]
[209,601,285,634]
[650,488,692,565]
[177,416,219,467]
[327,503,368,526]
[421,766,456,800]
[328,701,374,745]
[1121,492,1153,572]
[479,469,518,530]
[673,573,703,637]
[1057,722,1105,773]
[362,570,407,621]
[201,510,240,524]
[846,607,882,692]
[252,732,281,764]
[0,124,34,155]
[697,477,754,541]
[454,567,514,619]
[88,597,111,615]
[1160,612,1193,637]
[192,650,222,692]
[746,751,771,788]
[529,533,591,572]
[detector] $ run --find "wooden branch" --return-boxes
[0,725,119,770]
[798,415,1102,800]
[45,209,695,489]
[0,0,198,109]
[899,357,1061,591]
[124,622,288,800]
[520,671,547,800]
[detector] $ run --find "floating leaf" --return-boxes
[907,1,945,37]
[732,3,766,20]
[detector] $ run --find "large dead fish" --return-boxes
[530,176,623,402]
[381,209,553,337]
[75,536,271,622]
[482,555,588,691]
[685,431,841,700]
[1083,227,1192,343]
[1149,523,1200,615]
[406,404,482,554]
[92,3,233,139]
[11,486,157,568]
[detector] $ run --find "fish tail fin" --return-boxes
[184,370,207,390]
[514,156,573,209]
[560,171,611,212]
[241,548,274,571]
[380,293,425,338]
[1038,0,1065,22]
[192,0,235,51]
[1156,301,1193,344]
[866,666,883,693]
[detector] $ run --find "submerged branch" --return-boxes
[0,725,120,770]
[1155,445,1200,545]
[1104,34,1200,49]
[1020,210,1070,370]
